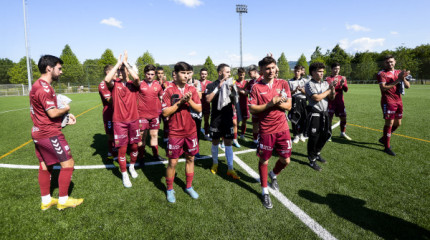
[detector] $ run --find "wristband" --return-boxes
[212,87,219,95]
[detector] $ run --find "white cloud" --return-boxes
[390,31,399,35]
[188,51,197,56]
[345,23,370,32]
[339,37,385,51]
[174,0,203,8]
[100,17,123,28]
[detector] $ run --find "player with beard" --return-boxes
[199,68,212,141]
[249,56,292,209]
[205,64,240,180]
[105,51,141,187]
[30,55,83,210]
[326,62,351,140]
[162,62,202,203]
[98,65,116,160]
[246,65,261,148]
[137,64,165,168]
[377,55,410,156]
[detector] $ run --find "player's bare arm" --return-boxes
[276,98,292,111]
[123,50,140,86]
[162,93,191,117]
[249,95,283,114]
[46,104,70,118]
[105,54,122,87]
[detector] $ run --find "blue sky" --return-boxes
[1,0,429,67]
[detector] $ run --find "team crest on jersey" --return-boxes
[154,87,157,91]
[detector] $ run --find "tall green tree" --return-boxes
[60,44,84,84]
[7,57,40,84]
[203,56,217,81]
[310,46,326,65]
[277,52,291,79]
[136,51,155,79]
[326,44,352,78]
[351,52,378,80]
[413,44,430,79]
[394,46,419,76]
[98,49,117,67]
[0,58,14,84]
[296,54,309,75]
[83,59,103,85]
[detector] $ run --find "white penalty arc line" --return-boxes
[0,148,256,170]
[0,107,29,114]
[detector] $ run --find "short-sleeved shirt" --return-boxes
[288,77,308,99]
[246,77,262,94]
[161,83,201,138]
[138,80,163,119]
[249,79,291,135]
[377,70,402,104]
[111,79,139,123]
[205,80,234,120]
[305,79,330,112]
[30,79,62,139]
[98,80,113,122]
[326,75,348,106]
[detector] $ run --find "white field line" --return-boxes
[332,121,340,130]
[0,107,28,114]
[0,148,256,170]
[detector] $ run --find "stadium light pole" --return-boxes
[23,0,32,92]
[236,4,247,68]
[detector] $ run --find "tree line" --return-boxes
[1,43,429,85]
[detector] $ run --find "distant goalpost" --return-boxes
[0,84,29,96]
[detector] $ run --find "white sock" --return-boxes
[225,145,234,170]
[262,187,269,195]
[122,171,129,177]
[269,170,276,179]
[129,163,135,170]
[41,194,52,204]
[59,196,68,204]
[211,144,219,164]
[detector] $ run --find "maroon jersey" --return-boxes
[98,80,113,122]
[161,83,201,138]
[30,79,62,139]
[377,70,402,104]
[235,79,249,112]
[249,79,291,135]
[200,79,211,111]
[111,79,139,122]
[138,80,163,119]
[326,75,348,107]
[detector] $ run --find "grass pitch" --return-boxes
[0,85,429,239]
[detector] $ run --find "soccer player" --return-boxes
[249,56,292,209]
[305,62,336,171]
[162,62,202,203]
[187,66,203,142]
[137,64,165,163]
[326,62,351,140]
[288,65,308,143]
[246,65,261,148]
[105,51,141,187]
[235,67,249,142]
[199,67,212,141]
[377,55,411,156]
[98,65,116,160]
[155,66,166,86]
[30,55,83,210]
[205,63,240,180]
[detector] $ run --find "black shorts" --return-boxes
[209,113,234,140]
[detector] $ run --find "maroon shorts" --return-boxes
[139,117,160,131]
[328,102,347,118]
[382,102,403,120]
[33,134,73,166]
[167,133,199,159]
[257,130,292,161]
[104,120,114,135]
[114,120,141,147]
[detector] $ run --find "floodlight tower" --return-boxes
[23,0,32,91]
[236,4,247,67]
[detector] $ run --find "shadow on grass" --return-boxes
[50,169,75,196]
[298,190,430,240]
[90,133,121,180]
[331,136,381,152]
[141,153,167,193]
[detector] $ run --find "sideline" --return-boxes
[0,107,28,114]
[0,104,102,160]
[347,123,430,143]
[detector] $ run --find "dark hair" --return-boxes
[144,64,156,73]
[238,67,245,74]
[174,61,192,73]
[309,62,325,75]
[104,64,113,74]
[38,55,63,74]
[331,62,341,69]
[200,67,208,73]
[384,54,395,61]
[217,63,229,72]
[189,65,194,71]
[258,56,276,68]
[156,66,164,73]
[248,64,258,72]
[294,65,303,71]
